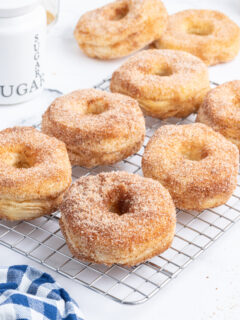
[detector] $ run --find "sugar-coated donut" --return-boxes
[60,171,176,266]
[153,10,240,66]
[197,81,240,150]
[110,49,210,119]
[74,0,168,59]
[142,123,239,211]
[42,89,145,168]
[0,127,72,221]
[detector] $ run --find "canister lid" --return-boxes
[0,0,41,18]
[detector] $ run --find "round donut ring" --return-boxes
[60,171,176,266]
[197,81,240,150]
[153,10,240,66]
[142,123,239,211]
[42,89,145,168]
[0,127,72,221]
[74,0,168,59]
[110,49,210,119]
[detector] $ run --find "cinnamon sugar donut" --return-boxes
[74,0,168,59]
[197,81,240,150]
[42,89,145,168]
[110,49,210,119]
[153,10,240,66]
[142,123,239,211]
[60,171,176,266]
[0,127,72,221]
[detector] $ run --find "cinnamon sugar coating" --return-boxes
[110,49,210,119]
[0,127,72,221]
[197,81,240,150]
[142,123,239,211]
[42,89,145,168]
[74,0,168,59]
[153,10,240,66]
[60,171,176,266]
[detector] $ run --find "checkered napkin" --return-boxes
[0,265,84,320]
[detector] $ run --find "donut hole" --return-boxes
[110,3,129,21]
[181,144,208,161]
[86,100,109,115]
[14,157,31,168]
[109,198,131,215]
[108,188,131,215]
[152,65,173,77]
[187,22,213,36]
[1,151,35,169]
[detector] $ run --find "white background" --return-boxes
[1,0,240,319]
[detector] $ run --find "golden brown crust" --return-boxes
[142,123,239,211]
[153,9,240,66]
[197,81,240,149]
[60,171,176,266]
[42,89,145,168]
[74,0,168,59]
[110,49,210,119]
[0,127,72,220]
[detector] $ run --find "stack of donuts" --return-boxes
[0,0,240,267]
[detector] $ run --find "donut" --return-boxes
[74,0,168,59]
[153,10,240,66]
[0,127,72,221]
[42,89,145,168]
[197,81,240,150]
[142,123,239,211]
[110,49,210,119]
[60,171,176,266]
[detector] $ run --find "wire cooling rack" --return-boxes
[0,78,240,305]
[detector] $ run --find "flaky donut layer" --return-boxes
[197,81,240,150]
[60,172,176,266]
[153,10,240,66]
[74,0,168,59]
[110,49,210,119]
[0,127,72,221]
[0,194,64,221]
[142,123,239,211]
[42,89,145,168]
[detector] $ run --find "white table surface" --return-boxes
[1,0,240,319]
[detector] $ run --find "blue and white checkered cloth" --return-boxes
[0,265,84,320]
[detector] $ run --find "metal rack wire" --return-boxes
[0,78,240,305]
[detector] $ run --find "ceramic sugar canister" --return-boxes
[0,0,58,105]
